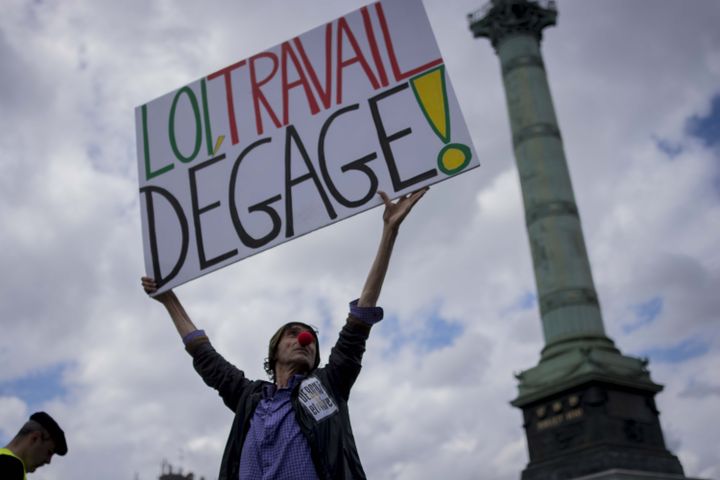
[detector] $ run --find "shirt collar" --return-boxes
[263,373,307,398]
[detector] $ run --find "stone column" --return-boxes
[469,2,690,479]
[471,0,615,362]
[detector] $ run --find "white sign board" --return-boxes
[136,0,479,292]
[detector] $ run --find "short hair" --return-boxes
[16,412,68,455]
[17,419,46,437]
[263,322,320,381]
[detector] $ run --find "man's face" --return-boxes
[26,432,55,472]
[274,324,317,374]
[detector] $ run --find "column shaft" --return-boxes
[497,34,608,353]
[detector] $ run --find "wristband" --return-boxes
[182,329,207,345]
[349,299,384,324]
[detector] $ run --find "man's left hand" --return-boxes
[379,187,429,231]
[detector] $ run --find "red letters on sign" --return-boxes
[293,25,333,110]
[374,2,443,81]
[207,60,246,146]
[201,2,442,144]
[281,41,321,127]
[250,52,283,135]
[335,16,381,105]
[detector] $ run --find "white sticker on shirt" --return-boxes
[298,376,338,422]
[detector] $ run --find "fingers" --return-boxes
[415,186,430,196]
[378,186,428,207]
[406,186,429,206]
[141,276,158,294]
[378,190,391,207]
[396,187,429,213]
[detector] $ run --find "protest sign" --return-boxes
[136,0,479,292]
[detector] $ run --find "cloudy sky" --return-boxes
[1,0,718,479]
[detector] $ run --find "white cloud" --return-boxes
[0,397,28,439]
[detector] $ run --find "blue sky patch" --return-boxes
[378,308,464,355]
[516,291,537,311]
[653,136,683,159]
[86,143,102,163]
[679,378,720,399]
[638,337,710,364]
[500,291,537,316]
[0,363,69,410]
[623,296,663,333]
[686,93,720,147]
[685,93,720,197]
[419,311,464,351]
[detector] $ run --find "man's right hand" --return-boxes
[141,276,175,304]
[141,277,199,338]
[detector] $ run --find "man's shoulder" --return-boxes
[0,453,25,479]
[304,367,331,386]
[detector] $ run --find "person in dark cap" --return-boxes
[0,411,67,479]
[142,188,427,480]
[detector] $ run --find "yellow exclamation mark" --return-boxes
[410,66,471,175]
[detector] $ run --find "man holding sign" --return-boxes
[142,188,426,480]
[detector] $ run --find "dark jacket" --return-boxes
[186,315,372,480]
[0,449,26,480]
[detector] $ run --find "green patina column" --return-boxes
[469,0,649,398]
[484,9,612,357]
[469,1,691,479]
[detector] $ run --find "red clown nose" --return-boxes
[298,331,314,347]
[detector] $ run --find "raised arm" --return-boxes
[141,276,198,339]
[141,276,250,409]
[325,188,428,397]
[357,187,428,307]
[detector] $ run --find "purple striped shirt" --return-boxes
[239,374,319,480]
